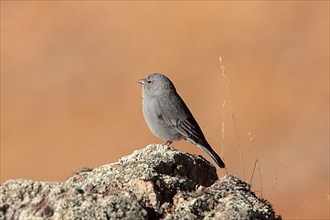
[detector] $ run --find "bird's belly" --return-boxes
[148,121,182,141]
[143,107,182,141]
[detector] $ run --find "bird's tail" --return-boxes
[197,144,225,168]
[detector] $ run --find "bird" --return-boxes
[137,73,225,168]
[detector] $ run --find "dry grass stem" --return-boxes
[219,56,246,180]
[256,161,263,197]
[249,159,258,184]
[221,100,226,160]
[248,131,263,197]
[297,198,309,219]
[271,157,284,200]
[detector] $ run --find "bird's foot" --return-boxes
[162,141,173,146]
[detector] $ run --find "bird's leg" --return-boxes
[162,141,173,146]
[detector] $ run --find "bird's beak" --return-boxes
[137,79,145,85]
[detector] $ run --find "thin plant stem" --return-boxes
[271,157,284,200]
[248,131,263,197]
[297,198,309,219]
[219,56,245,180]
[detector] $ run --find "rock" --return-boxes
[0,144,281,220]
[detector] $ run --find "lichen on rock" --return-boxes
[0,144,280,220]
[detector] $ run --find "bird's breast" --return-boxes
[142,96,182,141]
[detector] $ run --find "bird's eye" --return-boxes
[147,80,152,84]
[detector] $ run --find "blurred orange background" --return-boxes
[1,1,329,219]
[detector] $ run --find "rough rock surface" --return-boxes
[0,144,280,220]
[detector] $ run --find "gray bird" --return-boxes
[138,73,225,168]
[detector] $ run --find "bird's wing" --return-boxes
[157,91,206,143]
[154,91,225,168]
